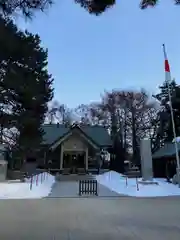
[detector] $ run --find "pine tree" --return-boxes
[0,0,179,18]
[0,17,53,163]
[76,0,180,15]
[154,80,180,142]
[0,0,52,18]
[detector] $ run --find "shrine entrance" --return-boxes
[62,151,85,173]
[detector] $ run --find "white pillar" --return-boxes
[60,144,64,170]
[85,148,88,171]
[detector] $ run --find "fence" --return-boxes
[29,171,49,190]
[125,175,139,191]
[79,180,98,196]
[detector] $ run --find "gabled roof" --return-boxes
[42,124,112,147]
[152,142,180,159]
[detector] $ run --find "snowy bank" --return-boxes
[96,171,180,197]
[0,172,55,199]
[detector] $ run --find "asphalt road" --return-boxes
[0,197,180,239]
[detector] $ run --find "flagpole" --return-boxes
[162,44,180,187]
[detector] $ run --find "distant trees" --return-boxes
[75,104,92,124]
[122,90,157,164]
[75,89,156,172]
[46,101,73,125]
[100,90,156,167]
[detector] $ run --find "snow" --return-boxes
[172,136,180,143]
[96,171,180,197]
[0,172,55,199]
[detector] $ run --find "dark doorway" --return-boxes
[63,153,71,168]
[63,152,85,173]
[76,153,85,168]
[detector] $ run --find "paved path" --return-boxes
[0,197,180,239]
[48,181,122,197]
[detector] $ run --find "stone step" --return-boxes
[56,174,95,182]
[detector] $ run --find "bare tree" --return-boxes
[118,89,156,164]
[75,104,91,124]
[94,89,157,164]
[46,101,73,125]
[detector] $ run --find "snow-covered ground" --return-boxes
[96,171,180,197]
[172,136,180,142]
[0,172,55,199]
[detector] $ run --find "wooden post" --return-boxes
[79,180,81,196]
[85,148,88,172]
[41,173,43,183]
[60,144,64,170]
[95,180,98,196]
[36,175,38,186]
[136,176,139,191]
[30,176,33,190]
[126,176,128,187]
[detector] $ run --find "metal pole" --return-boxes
[125,175,128,187]
[136,176,139,191]
[166,80,180,187]
[163,44,180,187]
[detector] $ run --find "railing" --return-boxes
[124,174,139,191]
[79,180,98,196]
[29,171,49,190]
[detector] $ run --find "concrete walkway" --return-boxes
[48,181,123,198]
[0,197,180,239]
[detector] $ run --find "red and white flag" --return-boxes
[162,44,171,82]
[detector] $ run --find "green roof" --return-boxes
[42,124,112,147]
[152,142,180,159]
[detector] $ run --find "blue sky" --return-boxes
[18,0,180,108]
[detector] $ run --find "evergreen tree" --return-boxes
[154,79,180,142]
[1,0,179,18]
[0,17,53,163]
[0,0,52,18]
[76,0,180,14]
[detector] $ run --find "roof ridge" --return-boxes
[43,123,107,128]
[42,123,112,146]
[81,124,107,127]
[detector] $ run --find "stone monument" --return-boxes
[140,138,153,182]
[0,144,8,181]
